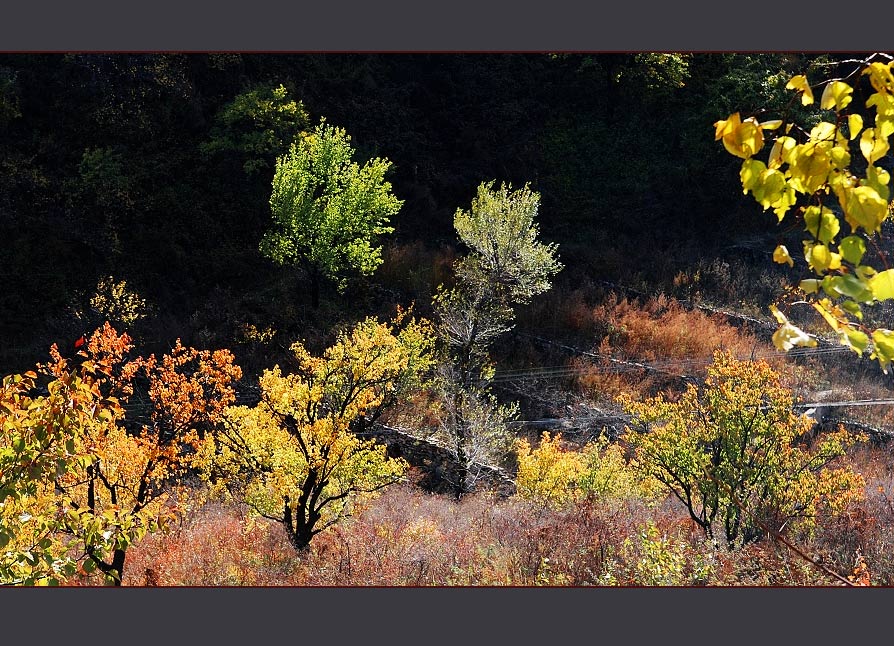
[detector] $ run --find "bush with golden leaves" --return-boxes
[622,351,865,546]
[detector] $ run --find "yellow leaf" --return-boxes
[773,244,794,267]
[786,74,814,105]
[773,322,818,351]
[805,243,841,273]
[722,118,764,159]
[830,145,851,170]
[871,328,894,373]
[810,121,837,142]
[863,62,894,95]
[760,119,783,130]
[768,136,797,169]
[860,127,890,164]
[714,113,741,141]
[869,268,894,301]
[813,300,841,331]
[820,81,853,111]
[848,114,863,140]
[843,185,887,233]
[769,305,817,351]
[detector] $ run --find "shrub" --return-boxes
[622,351,866,546]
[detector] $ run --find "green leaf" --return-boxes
[804,205,840,244]
[799,279,821,294]
[869,268,894,301]
[740,158,765,193]
[841,299,864,320]
[839,236,866,265]
[841,327,869,354]
[825,275,873,302]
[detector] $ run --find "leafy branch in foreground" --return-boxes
[715,53,894,371]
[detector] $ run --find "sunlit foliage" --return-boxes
[0,355,116,585]
[202,83,309,175]
[433,181,562,497]
[514,432,659,509]
[622,351,865,545]
[260,120,402,306]
[196,314,433,551]
[715,54,894,371]
[51,325,242,585]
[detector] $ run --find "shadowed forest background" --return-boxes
[0,53,805,371]
[5,53,894,586]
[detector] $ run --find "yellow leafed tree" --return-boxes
[196,313,434,551]
[622,352,864,546]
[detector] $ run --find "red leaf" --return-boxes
[74,335,86,349]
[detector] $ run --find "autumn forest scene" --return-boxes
[5,52,894,586]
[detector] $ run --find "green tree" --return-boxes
[714,54,894,371]
[260,120,402,308]
[201,83,309,175]
[196,314,433,551]
[622,351,864,546]
[432,181,562,497]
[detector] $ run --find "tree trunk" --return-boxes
[109,548,127,586]
[310,270,321,309]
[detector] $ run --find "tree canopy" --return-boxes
[260,120,402,307]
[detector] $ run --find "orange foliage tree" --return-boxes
[49,324,242,585]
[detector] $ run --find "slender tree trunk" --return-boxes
[310,269,321,309]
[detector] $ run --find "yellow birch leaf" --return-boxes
[844,185,887,232]
[722,118,764,159]
[863,62,894,95]
[860,128,890,163]
[768,136,797,169]
[813,300,841,330]
[848,114,863,140]
[787,74,814,105]
[773,244,794,267]
[868,268,894,301]
[820,81,853,111]
[714,113,741,141]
